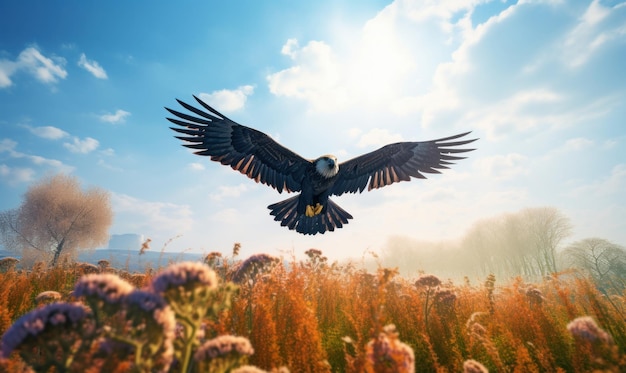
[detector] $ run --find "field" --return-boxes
[0,249,624,372]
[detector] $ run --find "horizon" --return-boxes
[1,0,625,261]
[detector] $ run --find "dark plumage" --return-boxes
[167,96,477,235]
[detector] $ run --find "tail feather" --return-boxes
[268,195,353,235]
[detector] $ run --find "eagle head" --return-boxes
[315,155,339,178]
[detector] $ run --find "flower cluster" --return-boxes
[76,262,100,274]
[194,335,255,373]
[0,303,92,370]
[414,274,441,288]
[35,290,62,305]
[73,273,135,306]
[151,261,218,294]
[194,335,254,360]
[435,289,457,307]
[463,359,489,373]
[364,324,415,373]
[231,253,279,283]
[0,257,19,272]
[566,316,613,345]
[525,287,544,306]
[149,261,223,372]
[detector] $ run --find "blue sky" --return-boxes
[1,0,625,260]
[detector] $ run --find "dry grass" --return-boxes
[0,250,624,372]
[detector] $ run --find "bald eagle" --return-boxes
[167,96,477,235]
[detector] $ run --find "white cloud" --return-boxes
[463,89,565,140]
[0,138,74,173]
[198,85,255,112]
[77,53,108,79]
[210,208,240,224]
[100,109,131,124]
[0,138,17,153]
[355,128,404,148]
[1,47,68,88]
[63,137,99,154]
[210,184,250,201]
[111,192,194,237]
[267,39,346,111]
[476,153,529,180]
[0,60,17,88]
[26,125,69,140]
[561,137,594,152]
[569,164,626,198]
[0,164,35,184]
[189,162,205,171]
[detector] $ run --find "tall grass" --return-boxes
[0,250,624,372]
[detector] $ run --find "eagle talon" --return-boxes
[313,203,323,215]
[305,205,314,217]
[305,203,323,217]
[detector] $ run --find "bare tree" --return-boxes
[560,238,626,294]
[0,174,113,266]
[523,207,572,276]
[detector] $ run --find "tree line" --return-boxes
[380,207,626,294]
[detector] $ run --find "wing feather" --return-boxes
[331,132,477,196]
[167,96,309,193]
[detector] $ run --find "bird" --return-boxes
[166,96,477,235]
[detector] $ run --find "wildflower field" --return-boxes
[0,249,624,372]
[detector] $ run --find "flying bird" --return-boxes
[167,96,477,235]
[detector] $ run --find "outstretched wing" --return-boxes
[330,132,477,196]
[167,96,309,193]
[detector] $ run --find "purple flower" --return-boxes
[194,335,254,361]
[1,303,89,358]
[150,261,218,293]
[415,274,441,288]
[567,316,613,344]
[73,273,135,304]
[435,289,457,306]
[231,254,279,283]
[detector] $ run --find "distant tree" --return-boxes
[0,174,113,266]
[460,207,572,280]
[522,207,572,276]
[560,238,626,294]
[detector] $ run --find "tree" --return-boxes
[522,207,572,276]
[0,174,113,266]
[458,207,572,280]
[560,238,626,294]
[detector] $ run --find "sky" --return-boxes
[1,0,625,261]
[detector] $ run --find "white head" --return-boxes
[315,155,339,178]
